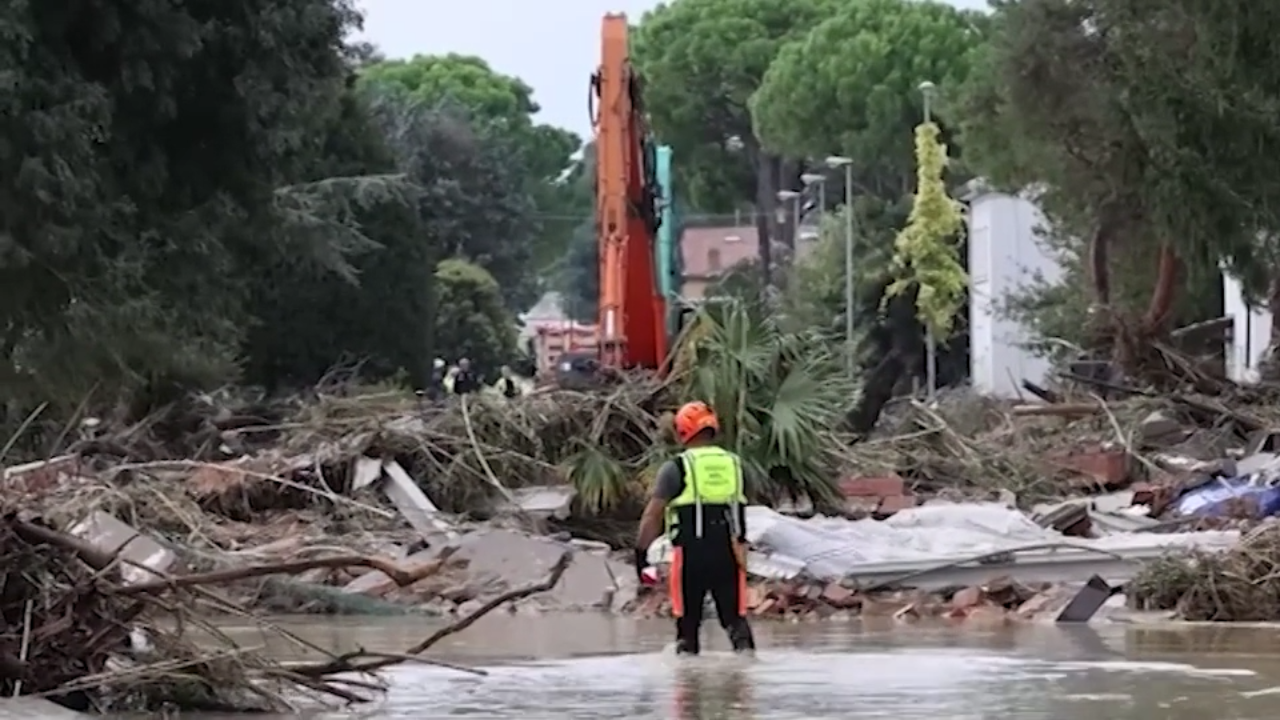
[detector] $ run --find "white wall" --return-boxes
[1222,273,1271,383]
[967,192,1061,398]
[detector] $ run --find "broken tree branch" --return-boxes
[10,516,114,570]
[1020,380,1061,404]
[288,550,572,678]
[110,547,458,596]
[1010,403,1100,417]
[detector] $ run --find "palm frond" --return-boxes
[672,298,856,508]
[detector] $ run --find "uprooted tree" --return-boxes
[954,0,1280,376]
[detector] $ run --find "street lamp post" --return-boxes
[800,172,826,227]
[776,189,801,249]
[825,155,855,377]
[919,80,937,400]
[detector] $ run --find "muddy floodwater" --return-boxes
[138,615,1280,719]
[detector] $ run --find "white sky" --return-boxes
[354,0,989,138]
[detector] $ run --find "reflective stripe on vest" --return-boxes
[665,446,744,540]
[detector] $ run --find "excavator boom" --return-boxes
[592,14,668,372]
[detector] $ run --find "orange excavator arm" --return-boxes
[591,14,668,373]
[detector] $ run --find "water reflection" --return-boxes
[671,663,754,720]
[187,617,1280,719]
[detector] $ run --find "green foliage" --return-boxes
[0,0,369,415]
[751,0,987,196]
[362,54,586,276]
[369,89,542,310]
[633,0,836,211]
[0,0,579,438]
[559,220,599,322]
[675,300,855,508]
[954,0,1280,337]
[999,230,1223,359]
[786,204,971,398]
[884,123,966,337]
[553,142,599,321]
[434,259,518,373]
[787,206,898,335]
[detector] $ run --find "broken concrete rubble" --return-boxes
[68,511,176,585]
[335,528,627,613]
[627,572,1123,625]
[20,384,1280,627]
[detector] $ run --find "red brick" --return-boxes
[839,474,905,498]
[1015,591,1058,618]
[876,494,917,516]
[1131,482,1174,516]
[950,586,984,610]
[821,583,856,607]
[1057,447,1130,489]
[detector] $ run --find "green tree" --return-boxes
[744,0,981,423]
[884,122,966,338]
[362,54,585,280]
[633,0,839,276]
[0,0,377,416]
[370,87,542,310]
[435,259,518,374]
[750,0,987,199]
[954,0,1280,368]
[242,85,436,392]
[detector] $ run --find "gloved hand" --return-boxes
[633,547,650,583]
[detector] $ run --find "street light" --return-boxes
[826,155,855,377]
[776,189,801,250]
[919,80,936,123]
[800,172,826,225]
[919,80,937,399]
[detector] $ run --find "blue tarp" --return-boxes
[1175,477,1280,519]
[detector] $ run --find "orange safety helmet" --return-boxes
[673,401,719,445]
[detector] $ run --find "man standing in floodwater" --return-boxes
[634,401,756,655]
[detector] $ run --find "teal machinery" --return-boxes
[655,145,681,337]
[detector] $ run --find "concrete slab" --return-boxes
[381,461,456,541]
[342,548,436,596]
[0,698,91,719]
[68,511,175,584]
[503,486,575,519]
[455,529,617,610]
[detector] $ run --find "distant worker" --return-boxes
[634,401,755,655]
[428,358,446,399]
[451,358,480,395]
[494,366,520,399]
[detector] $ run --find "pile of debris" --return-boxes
[0,503,570,713]
[628,573,1112,626]
[64,383,670,520]
[14,374,1280,630]
[629,500,1237,625]
[844,387,1277,504]
[1130,522,1280,622]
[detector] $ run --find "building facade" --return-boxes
[966,189,1062,397]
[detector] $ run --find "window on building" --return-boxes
[707,248,722,273]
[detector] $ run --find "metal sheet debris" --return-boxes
[651,503,1239,589]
